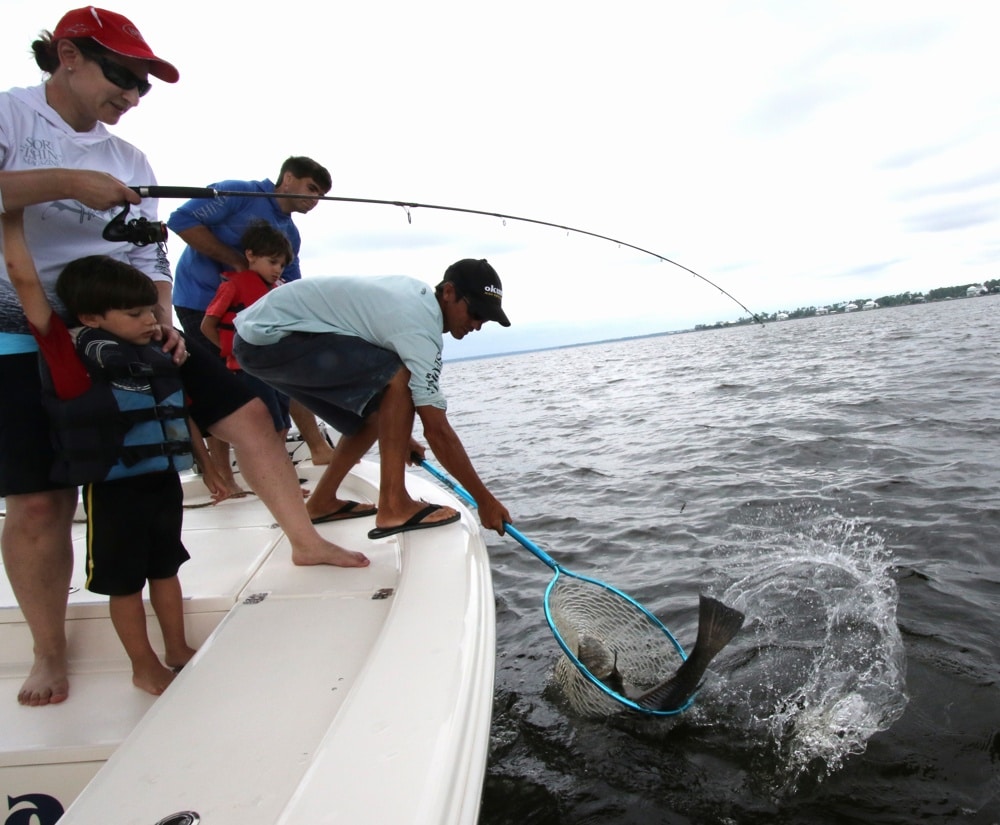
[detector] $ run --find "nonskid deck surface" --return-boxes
[0,464,384,783]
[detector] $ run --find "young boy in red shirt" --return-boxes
[200,221,295,441]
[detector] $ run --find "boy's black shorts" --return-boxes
[83,471,189,596]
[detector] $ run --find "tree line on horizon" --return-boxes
[702,278,1000,328]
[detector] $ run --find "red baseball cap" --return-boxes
[52,6,179,83]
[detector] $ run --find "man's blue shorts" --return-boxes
[233,332,402,436]
[233,370,291,433]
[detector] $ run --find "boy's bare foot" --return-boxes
[291,538,370,568]
[165,644,197,672]
[132,661,177,696]
[18,654,69,706]
[308,441,336,466]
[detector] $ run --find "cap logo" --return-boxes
[484,284,502,299]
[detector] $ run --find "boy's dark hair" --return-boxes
[277,156,332,194]
[240,221,294,265]
[56,256,158,317]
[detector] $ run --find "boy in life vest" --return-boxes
[1,209,229,695]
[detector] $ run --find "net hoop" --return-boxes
[544,568,697,717]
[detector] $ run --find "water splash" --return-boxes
[714,511,908,794]
[546,510,907,794]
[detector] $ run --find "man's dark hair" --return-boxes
[240,220,294,265]
[277,156,332,194]
[56,255,158,318]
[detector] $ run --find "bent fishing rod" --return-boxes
[115,185,764,325]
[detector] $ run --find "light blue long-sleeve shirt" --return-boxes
[234,275,446,409]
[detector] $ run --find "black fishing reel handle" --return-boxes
[131,186,218,199]
[101,204,169,246]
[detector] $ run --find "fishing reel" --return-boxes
[102,204,169,248]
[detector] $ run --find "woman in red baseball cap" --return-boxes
[0,7,182,708]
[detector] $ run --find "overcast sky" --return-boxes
[2,1,998,357]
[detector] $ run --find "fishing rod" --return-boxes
[115,185,764,325]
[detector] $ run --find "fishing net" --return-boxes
[413,457,695,718]
[546,574,689,718]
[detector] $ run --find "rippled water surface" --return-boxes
[441,295,1000,824]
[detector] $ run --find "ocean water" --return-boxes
[441,294,1000,824]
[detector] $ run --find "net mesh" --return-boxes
[547,575,687,718]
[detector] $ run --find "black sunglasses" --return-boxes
[460,295,485,323]
[83,50,152,97]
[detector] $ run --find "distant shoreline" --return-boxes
[451,289,999,363]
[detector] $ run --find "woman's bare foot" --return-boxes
[291,538,370,568]
[18,654,69,706]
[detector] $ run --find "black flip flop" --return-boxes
[310,500,378,524]
[367,503,460,540]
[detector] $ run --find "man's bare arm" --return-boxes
[175,225,246,272]
[417,405,510,533]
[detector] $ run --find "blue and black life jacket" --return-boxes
[41,329,194,485]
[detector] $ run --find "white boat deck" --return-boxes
[0,459,495,825]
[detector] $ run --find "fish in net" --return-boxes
[412,457,744,718]
[549,580,745,718]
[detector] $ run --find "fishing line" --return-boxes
[129,185,765,325]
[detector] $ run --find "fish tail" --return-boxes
[694,594,746,660]
[636,595,745,712]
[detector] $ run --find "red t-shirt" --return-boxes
[203,270,275,370]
